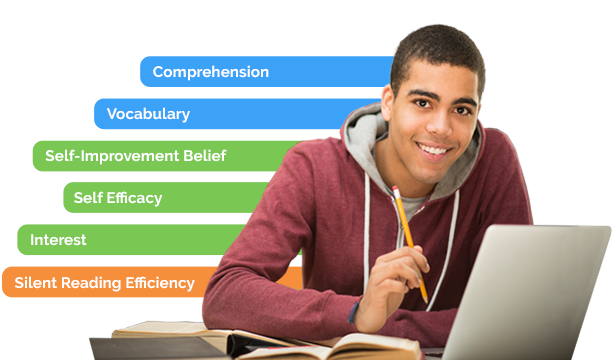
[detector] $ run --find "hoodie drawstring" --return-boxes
[362,175,461,310]
[363,173,371,294]
[426,189,460,311]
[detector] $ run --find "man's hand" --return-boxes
[353,245,430,334]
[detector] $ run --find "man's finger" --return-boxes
[376,246,419,262]
[406,246,429,273]
[371,259,422,289]
[375,246,430,273]
[378,278,410,294]
[406,248,430,273]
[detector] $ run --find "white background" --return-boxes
[0,0,610,359]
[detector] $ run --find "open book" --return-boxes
[237,333,423,360]
[112,321,310,357]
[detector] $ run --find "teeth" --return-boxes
[418,143,448,155]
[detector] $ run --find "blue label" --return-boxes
[140,57,392,87]
[94,99,379,129]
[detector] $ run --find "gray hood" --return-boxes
[341,102,482,202]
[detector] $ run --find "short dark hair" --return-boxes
[390,25,485,101]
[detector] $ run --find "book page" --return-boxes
[283,338,320,347]
[331,333,420,353]
[232,330,303,347]
[119,321,208,334]
[238,346,332,360]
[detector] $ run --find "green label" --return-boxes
[64,182,268,213]
[34,141,297,171]
[18,225,244,255]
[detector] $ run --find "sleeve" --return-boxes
[375,129,533,348]
[202,143,359,341]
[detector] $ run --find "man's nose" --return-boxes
[425,111,453,137]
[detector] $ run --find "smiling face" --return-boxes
[377,60,481,198]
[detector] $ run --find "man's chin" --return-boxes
[414,171,447,186]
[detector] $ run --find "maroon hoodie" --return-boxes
[202,103,533,347]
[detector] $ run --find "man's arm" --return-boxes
[202,143,359,341]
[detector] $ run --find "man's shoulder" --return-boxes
[482,127,517,155]
[473,127,523,169]
[279,137,362,184]
[287,137,351,163]
[475,127,524,177]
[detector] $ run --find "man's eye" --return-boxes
[455,107,471,116]
[415,99,430,108]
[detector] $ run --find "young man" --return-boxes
[202,25,532,348]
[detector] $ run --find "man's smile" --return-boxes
[415,141,454,163]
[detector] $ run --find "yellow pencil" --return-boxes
[392,186,429,304]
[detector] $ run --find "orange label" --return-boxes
[2,267,302,297]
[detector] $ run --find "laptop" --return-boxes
[424,225,610,360]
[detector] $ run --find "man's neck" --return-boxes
[374,138,435,198]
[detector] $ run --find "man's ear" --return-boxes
[381,84,394,122]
